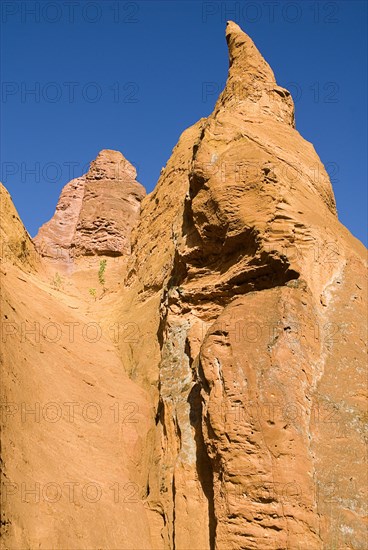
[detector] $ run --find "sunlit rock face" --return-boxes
[34,149,146,259]
[1,21,366,550]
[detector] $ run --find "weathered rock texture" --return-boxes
[0,185,41,273]
[34,149,146,259]
[1,22,367,550]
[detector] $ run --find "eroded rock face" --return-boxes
[0,185,41,272]
[118,21,367,549]
[1,21,366,550]
[34,149,146,259]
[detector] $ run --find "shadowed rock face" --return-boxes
[1,21,367,550]
[34,149,146,259]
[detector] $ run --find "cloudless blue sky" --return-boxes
[1,0,367,246]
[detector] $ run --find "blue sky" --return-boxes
[1,0,367,246]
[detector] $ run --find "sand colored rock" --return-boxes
[115,21,367,549]
[0,185,155,549]
[34,149,145,260]
[0,185,40,272]
[1,21,367,550]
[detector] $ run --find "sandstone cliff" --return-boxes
[1,22,366,550]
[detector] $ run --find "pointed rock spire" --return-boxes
[215,21,295,126]
[225,21,275,82]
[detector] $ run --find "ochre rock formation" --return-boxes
[34,149,146,259]
[1,22,367,550]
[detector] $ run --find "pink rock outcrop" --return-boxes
[34,149,145,259]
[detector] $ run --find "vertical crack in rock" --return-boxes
[188,380,217,550]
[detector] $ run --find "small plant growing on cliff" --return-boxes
[51,272,63,291]
[98,259,107,288]
[89,288,97,300]
[19,239,29,261]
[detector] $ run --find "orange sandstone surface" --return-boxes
[1,22,367,550]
